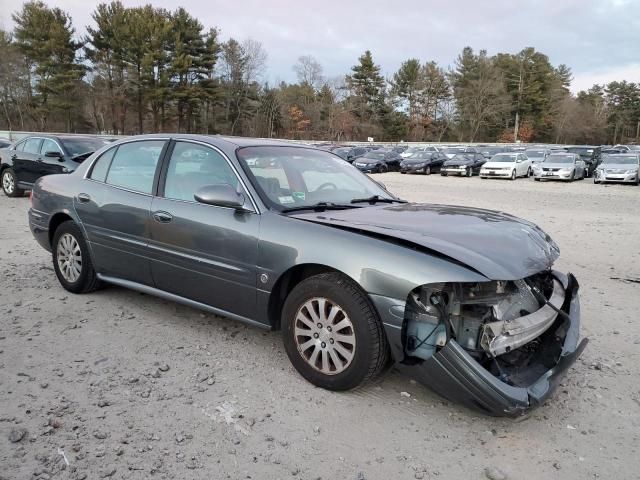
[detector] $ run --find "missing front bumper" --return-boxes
[396,271,587,417]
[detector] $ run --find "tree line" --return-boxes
[1,0,639,145]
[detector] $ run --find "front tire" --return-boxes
[424,165,431,175]
[510,169,516,180]
[466,167,472,177]
[52,221,101,294]
[2,168,24,197]
[282,273,389,391]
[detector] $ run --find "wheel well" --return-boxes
[48,213,73,246]
[268,264,343,330]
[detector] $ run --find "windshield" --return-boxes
[567,147,594,156]
[443,147,465,155]
[61,138,107,158]
[525,150,545,158]
[407,152,433,160]
[236,146,392,211]
[602,155,638,165]
[363,151,385,160]
[546,155,574,164]
[491,154,518,162]
[481,147,504,155]
[449,154,471,162]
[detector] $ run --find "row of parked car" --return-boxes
[317,142,640,185]
[1,134,639,198]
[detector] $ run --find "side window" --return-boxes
[41,139,61,155]
[164,142,239,202]
[105,141,165,194]
[23,138,42,154]
[89,148,116,182]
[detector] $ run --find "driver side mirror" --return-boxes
[45,151,63,160]
[194,184,248,211]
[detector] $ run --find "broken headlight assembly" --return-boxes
[402,271,565,384]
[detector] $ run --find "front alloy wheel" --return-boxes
[294,298,355,375]
[282,273,389,390]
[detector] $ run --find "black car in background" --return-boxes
[400,151,448,174]
[1,135,108,197]
[352,149,402,173]
[565,146,601,176]
[441,152,486,176]
[0,138,12,149]
[332,146,369,163]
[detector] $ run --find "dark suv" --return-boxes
[565,146,601,177]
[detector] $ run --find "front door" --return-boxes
[36,138,68,179]
[147,140,260,319]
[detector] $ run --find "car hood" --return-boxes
[542,162,575,169]
[290,203,560,280]
[599,163,638,169]
[444,159,472,166]
[402,158,432,164]
[482,161,516,168]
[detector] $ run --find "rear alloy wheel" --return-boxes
[510,169,517,180]
[52,221,101,294]
[282,273,389,391]
[2,168,24,197]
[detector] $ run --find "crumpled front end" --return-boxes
[382,270,587,417]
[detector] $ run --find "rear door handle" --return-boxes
[77,193,91,203]
[152,211,173,223]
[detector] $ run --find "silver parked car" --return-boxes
[593,153,640,185]
[27,134,587,417]
[532,153,586,181]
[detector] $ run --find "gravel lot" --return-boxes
[1,174,639,480]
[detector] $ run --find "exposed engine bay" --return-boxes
[403,270,566,387]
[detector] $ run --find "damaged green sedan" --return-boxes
[28,135,587,417]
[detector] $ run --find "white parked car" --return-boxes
[480,152,532,180]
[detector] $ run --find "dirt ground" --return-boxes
[1,173,639,480]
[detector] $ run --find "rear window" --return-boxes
[104,141,165,194]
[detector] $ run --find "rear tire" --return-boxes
[441,172,448,177]
[534,178,541,181]
[424,165,431,175]
[2,168,24,197]
[466,167,472,177]
[52,221,102,294]
[282,273,389,391]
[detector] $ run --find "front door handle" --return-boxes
[77,193,91,203]
[152,211,173,223]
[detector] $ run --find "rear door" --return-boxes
[75,139,168,285]
[14,137,43,185]
[147,140,260,319]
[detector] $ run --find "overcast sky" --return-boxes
[1,0,639,92]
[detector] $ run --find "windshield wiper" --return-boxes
[281,202,361,213]
[350,195,407,205]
